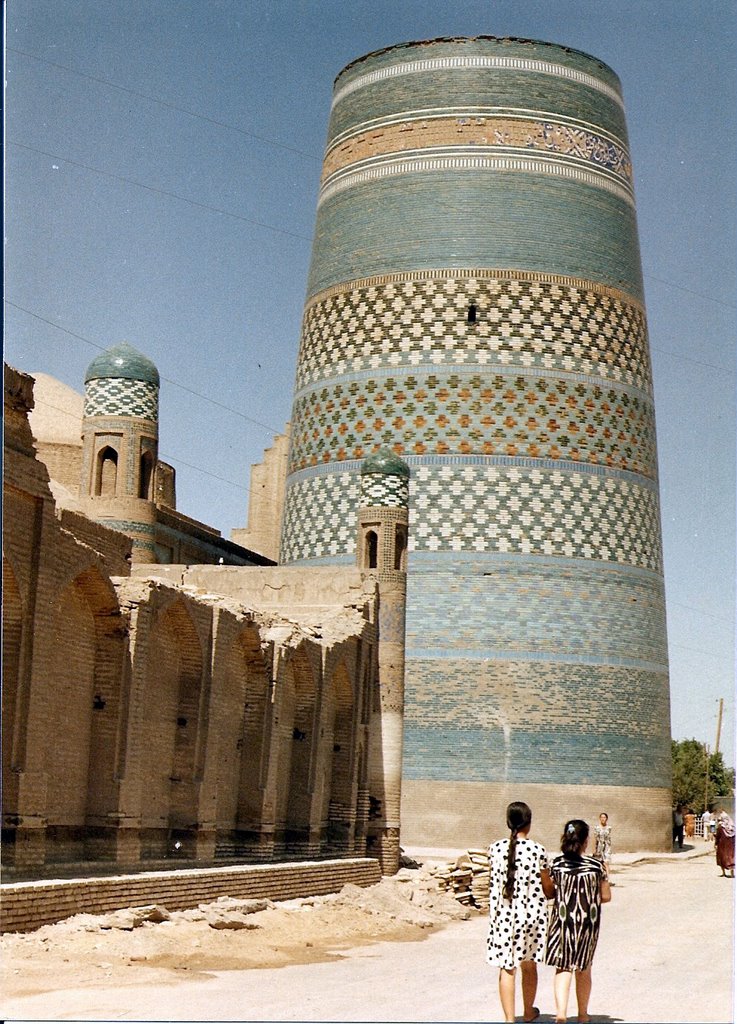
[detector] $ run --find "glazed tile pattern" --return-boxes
[281,462,662,573]
[321,153,634,210]
[290,371,655,478]
[360,471,410,508]
[297,274,650,393]
[285,37,670,816]
[322,114,632,191]
[333,52,624,109]
[401,551,670,788]
[84,379,159,422]
[405,552,668,665]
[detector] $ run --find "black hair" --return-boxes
[561,818,589,856]
[503,801,532,900]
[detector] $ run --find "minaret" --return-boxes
[282,37,672,850]
[79,342,160,563]
[358,449,409,874]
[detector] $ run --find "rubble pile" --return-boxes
[332,871,471,927]
[433,848,490,912]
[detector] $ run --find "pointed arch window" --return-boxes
[365,529,378,569]
[394,523,407,571]
[95,446,118,497]
[139,450,154,499]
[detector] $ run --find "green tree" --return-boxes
[671,738,735,810]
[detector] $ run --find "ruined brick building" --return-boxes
[3,36,673,877]
[3,353,409,876]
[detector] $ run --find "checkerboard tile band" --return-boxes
[281,461,662,572]
[360,472,410,508]
[84,379,159,421]
[296,274,650,394]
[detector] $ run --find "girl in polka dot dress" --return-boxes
[487,801,555,1022]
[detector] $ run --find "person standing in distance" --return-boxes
[487,801,555,1022]
[592,812,613,877]
[546,819,612,1023]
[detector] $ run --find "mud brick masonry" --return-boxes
[3,359,410,883]
[3,37,672,922]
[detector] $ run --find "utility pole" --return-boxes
[704,743,710,813]
[715,697,724,755]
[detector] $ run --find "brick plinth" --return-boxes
[1,857,382,934]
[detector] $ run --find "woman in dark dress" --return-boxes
[714,811,735,877]
[546,819,612,1023]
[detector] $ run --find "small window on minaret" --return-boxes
[96,446,118,497]
[467,304,477,324]
[366,529,378,569]
[139,450,154,499]
[394,524,407,571]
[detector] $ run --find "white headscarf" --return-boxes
[717,812,735,838]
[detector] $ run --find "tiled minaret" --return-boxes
[79,342,160,563]
[357,449,409,874]
[282,37,672,850]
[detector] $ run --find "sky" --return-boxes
[4,0,735,767]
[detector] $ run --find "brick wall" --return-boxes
[1,857,382,933]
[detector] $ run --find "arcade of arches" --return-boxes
[3,364,393,875]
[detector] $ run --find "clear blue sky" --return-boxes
[5,0,735,766]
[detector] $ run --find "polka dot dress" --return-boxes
[486,838,550,969]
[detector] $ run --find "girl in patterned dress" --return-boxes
[592,812,613,873]
[487,801,555,1023]
[546,819,612,1023]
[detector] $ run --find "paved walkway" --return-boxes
[4,844,734,1023]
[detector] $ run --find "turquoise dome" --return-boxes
[360,448,410,478]
[85,342,160,386]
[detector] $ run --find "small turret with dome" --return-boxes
[85,341,160,385]
[359,447,410,514]
[84,342,160,420]
[357,446,410,875]
[79,342,161,562]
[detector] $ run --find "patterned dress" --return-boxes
[546,854,606,970]
[486,838,550,969]
[593,824,612,865]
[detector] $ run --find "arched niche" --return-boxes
[2,559,23,824]
[321,660,356,855]
[273,649,318,855]
[139,449,155,500]
[95,445,119,497]
[44,566,122,862]
[139,597,203,859]
[214,623,270,853]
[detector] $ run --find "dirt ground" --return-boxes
[1,845,734,1023]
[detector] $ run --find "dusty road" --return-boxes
[2,847,734,1023]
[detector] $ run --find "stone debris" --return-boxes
[195,896,273,930]
[92,904,171,931]
[433,848,490,912]
[332,871,471,926]
[5,869,475,943]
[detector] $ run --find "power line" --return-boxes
[8,141,314,243]
[649,343,734,375]
[6,49,735,318]
[669,641,734,660]
[29,395,250,493]
[668,600,734,627]
[157,452,249,492]
[8,146,734,320]
[7,46,322,163]
[4,300,283,436]
[643,268,736,313]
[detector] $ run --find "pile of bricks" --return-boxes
[434,848,490,911]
